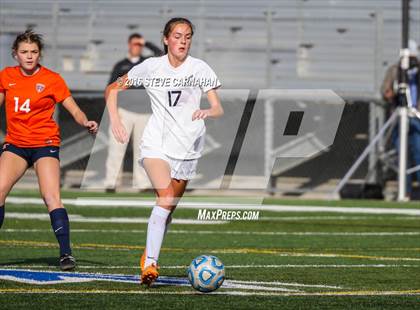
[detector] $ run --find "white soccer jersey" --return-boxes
[127,54,221,160]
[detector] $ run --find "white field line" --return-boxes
[260,216,419,221]
[2,228,420,236]
[1,264,419,269]
[1,289,420,297]
[6,196,420,216]
[225,279,342,289]
[222,284,297,292]
[5,212,226,225]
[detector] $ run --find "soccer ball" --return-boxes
[187,255,225,292]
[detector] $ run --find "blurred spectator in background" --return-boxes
[381,39,420,198]
[105,33,162,193]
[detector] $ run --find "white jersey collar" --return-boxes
[165,54,190,71]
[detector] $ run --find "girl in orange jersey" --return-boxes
[0,30,98,270]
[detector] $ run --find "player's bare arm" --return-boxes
[62,96,98,134]
[192,89,224,121]
[0,93,4,108]
[105,73,130,144]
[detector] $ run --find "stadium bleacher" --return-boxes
[0,0,419,197]
[1,0,419,96]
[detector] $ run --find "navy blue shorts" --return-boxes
[0,143,60,167]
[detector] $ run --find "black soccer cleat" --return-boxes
[60,254,76,271]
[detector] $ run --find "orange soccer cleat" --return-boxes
[140,251,146,272]
[141,263,159,286]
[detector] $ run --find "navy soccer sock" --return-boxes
[49,208,71,256]
[0,205,4,229]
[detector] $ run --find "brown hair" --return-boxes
[162,17,194,54]
[128,33,143,43]
[12,29,44,56]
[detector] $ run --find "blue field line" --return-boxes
[0,269,190,286]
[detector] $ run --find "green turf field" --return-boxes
[0,190,419,309]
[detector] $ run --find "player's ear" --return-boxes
[163,36,169,46]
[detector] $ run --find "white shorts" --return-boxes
[139,146,198,180]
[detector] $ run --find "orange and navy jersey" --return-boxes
[0,66,71,147]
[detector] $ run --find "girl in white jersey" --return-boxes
[105,17,223,286]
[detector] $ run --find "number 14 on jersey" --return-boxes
[14,97,31,113]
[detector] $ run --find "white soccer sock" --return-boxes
[164,214,172,237]
[145,206,171,268]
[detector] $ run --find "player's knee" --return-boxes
[161,187,175,198]
[41,193,62,209]
[157,187,176,207]
[0,184,10,203]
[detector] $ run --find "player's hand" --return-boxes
[111,121,129,144]
[384,88,395,101]
[84,120,98,135]
[192,109,210,121]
